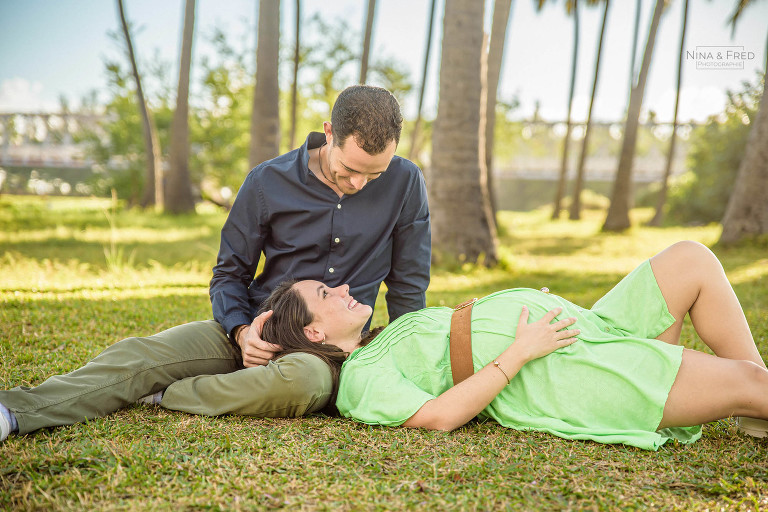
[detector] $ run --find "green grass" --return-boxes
[1,196,767,510]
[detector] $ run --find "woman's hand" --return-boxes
[511,306,579,363]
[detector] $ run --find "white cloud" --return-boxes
[0,77,58,113]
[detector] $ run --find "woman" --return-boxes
[256,241,768,450]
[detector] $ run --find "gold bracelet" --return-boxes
[493,360,510,384]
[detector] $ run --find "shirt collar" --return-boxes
[299,132,327,181]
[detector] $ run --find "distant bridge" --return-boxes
[0,112,100,170]
[0,111,690,184]
[495,154,687,183]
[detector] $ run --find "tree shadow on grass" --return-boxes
[2,236,220,270]
[502,235,597,257]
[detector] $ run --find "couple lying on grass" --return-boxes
[2,241,767,450]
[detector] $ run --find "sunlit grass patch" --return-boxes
[0,252,212,291]
[0,224,215,245]
[0,195,225,271]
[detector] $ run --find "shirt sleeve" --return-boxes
[209,170,268,336]
[336,362,436,426]
[384,167,431,322]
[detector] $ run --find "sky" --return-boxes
[0,0,766,124]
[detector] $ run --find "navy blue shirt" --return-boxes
[210,132,431,336]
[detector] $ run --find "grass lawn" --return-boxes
[1,195,767,510]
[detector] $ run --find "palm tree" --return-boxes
[551,0,579,220]
[720,0,768,243]
[116,0,163,210]
[429,0,498,265]
[649,0,688,226]
[628,0,642,94]
[720,76,768,243]
[166,0,197,214]
[602,0,664,231]
[249,0,281,168]
[569,0,610,220]
[407,0,438,163]
[289,0,301,150]
[728,0,767,71]
[485,0,513,226]
[359,0,377,83]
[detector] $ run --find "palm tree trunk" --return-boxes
[166,0,196,214]
[359,0,377,83]
[289,0,301,150]
[552,0,579,219]
[649,0,688,227]
[603,0,664,232]
[485,0,513,229]
[116,0,163,210]
[408,0,438,163]
[629,0,642,90]
[249,0,281,168]
[430,0,497,265]
[764,29,767,73]
[720,74,768,244]
[569,0,610,220]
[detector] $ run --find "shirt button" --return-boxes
[336,204,342,209]
[334,237,340,243]
[329,268,335,273]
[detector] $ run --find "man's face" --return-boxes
[323,122,396,195]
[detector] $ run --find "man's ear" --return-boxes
[323,121,333,145]
[303,325,325,344]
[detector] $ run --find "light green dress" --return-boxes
[336,260,702,451]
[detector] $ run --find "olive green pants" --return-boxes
[0,320,333,435]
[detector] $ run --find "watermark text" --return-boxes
[686,46,755,70]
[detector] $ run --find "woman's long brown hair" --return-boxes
[258,280,383,403]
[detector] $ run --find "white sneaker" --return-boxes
[737,417,768,438]
[0,410,10,442]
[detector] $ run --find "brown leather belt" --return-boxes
[449,298,477,385]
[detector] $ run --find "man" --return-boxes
[213,85,430,368]
[0,85,430,441]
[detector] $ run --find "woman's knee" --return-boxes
[668,240,720,269]
[653,241,723,290]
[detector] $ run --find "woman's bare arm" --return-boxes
[402,306,579,431]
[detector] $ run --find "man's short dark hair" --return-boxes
[331,85,403,154]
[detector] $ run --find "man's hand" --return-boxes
[236,310,283,367]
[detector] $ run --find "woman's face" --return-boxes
[292,280,372,342]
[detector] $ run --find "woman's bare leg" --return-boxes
[650,241,766,368]
[659,349,768,429]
